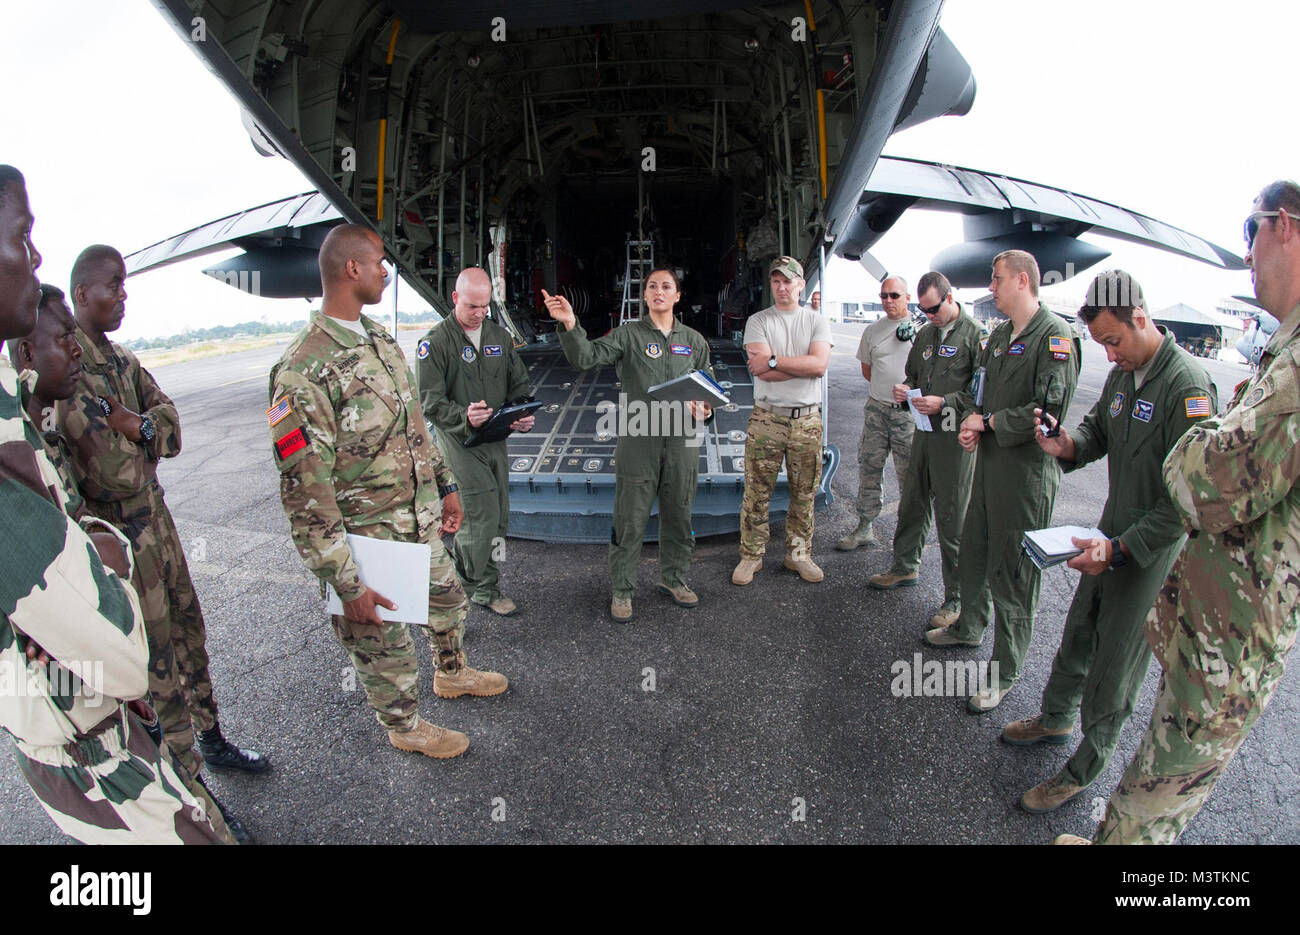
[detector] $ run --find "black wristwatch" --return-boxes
[138,416,156,444]
[768,355,778,370]
[438,483,459,498]
[981,412,992,434]
[1109,537,1127,569]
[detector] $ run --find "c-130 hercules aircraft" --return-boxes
[130,0,1243,542]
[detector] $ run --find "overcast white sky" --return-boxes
[2,0,1293,340]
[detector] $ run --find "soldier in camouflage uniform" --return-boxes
[269,224,506,760]
[417,267,534,616]
[9,285,85,517]
[733,257,833,586]
[1058,182,1300,845]
[58,245,266,782]
[0,166,228,844]
[543,270,715,623]
[838,275,914,551]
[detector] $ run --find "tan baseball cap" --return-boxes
[769,256,804,280]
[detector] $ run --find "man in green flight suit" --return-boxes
[417,267,534,616]
[1057,180,1300,845]
[543,272,714,622]
[925,249,1078,713]
[868,271,983,630]
[1000,270,1216,815]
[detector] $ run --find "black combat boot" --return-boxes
[195,775,252,845]
[197,724,271,773]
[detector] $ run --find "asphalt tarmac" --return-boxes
[3,320,1296,845]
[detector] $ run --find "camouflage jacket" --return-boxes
[268,311,456,603]
[0,358,148,749]
[57,326,182,505]
[1151,301,1300,720]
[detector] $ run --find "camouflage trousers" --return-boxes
[1093,618,1298,844]
[13,706,230,844]
[853,398,914,526]
[740,405,823,560]
[331,525,469,732]
[890,430,973,606]
[85,483,216,780]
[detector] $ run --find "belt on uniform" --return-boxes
[754,401,820,419]
[868,397,906,411]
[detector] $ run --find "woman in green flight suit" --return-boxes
[543,269,715,623]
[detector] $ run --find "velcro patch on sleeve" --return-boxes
[267,396,292,427]
[1048,336,1071,360]
[1184,395,1211,418]
[275,426,309,460]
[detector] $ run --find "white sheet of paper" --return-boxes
[906,388,933,432]
[324,534,431,625]
[1024,525,1108,559]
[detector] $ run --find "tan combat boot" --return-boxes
[783,552,824,583]
[835,522,875,551]
[732,557,762,586]
[1001,714,1073,746]
[388,717,469,759]
[434,653,509,698]
[657,583,699,607]
[1052,834,1092,845]
[610,596,634,622]
[478,595,517,616]
[1021,775,1087,814]
[869,570,918,590]
[929,602,960,629]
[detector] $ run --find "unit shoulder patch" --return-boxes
[275,426,308,460]
[416,339,431,359]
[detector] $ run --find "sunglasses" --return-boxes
[1244,209,1300,247]
[919,299,944,315]
[879,292,903,300]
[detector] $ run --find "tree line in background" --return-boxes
[121,310,438,351]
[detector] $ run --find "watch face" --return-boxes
[768,356,777,369]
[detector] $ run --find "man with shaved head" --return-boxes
[59,243,268,816]
[0,166,229,843]
[838,274,916,551]
[416,267,534,616]
[270,225,507,761]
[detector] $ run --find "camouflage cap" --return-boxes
[769,256,804,280]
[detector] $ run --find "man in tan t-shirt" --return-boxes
[734,256,833,585]
[838,276,916,550]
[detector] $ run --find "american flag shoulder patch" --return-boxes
[1184,396,1211,418]
[1048,336,1071,355]
[267,396,292,426]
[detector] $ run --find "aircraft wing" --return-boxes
[836,155,1245,285]
[125,192,342,275]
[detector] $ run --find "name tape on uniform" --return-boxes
[275,426,308,460]
[670,344,692,356]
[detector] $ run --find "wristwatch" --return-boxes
[138,416,156,444]
[1109,537,1127,569]
[768,355,778,370]
[438,483,459,498]
[981,412,992,433]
